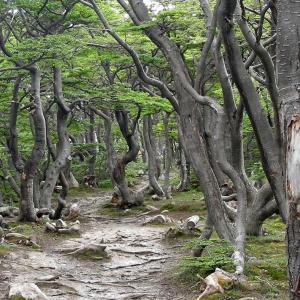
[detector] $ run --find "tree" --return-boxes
[277,1,300,299]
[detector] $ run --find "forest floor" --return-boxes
[0,186,197,300]
[0,181,288,300]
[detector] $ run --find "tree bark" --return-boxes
[277,2,300,298]
[163,112,172,199]
[143,115,164,197]
[39,67,70,209]
[112,108,141,208]
[19,67,46,221]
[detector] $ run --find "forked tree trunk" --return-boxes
[20,67,46,221]
[143,115,164,197]
[277,2,300,299]
[39,68,70,209]
[112,108,141,208]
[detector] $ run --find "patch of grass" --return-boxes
[8,222,44,237]
[68,186,105,197]
[160,190,205,213]
[171,215,288,299]
[243,217,287,299]
[98,179,113,189]
[174,239,235,284]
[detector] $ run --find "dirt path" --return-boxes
[0,191,192,300]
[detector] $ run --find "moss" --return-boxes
[174,239,235,284]
[159,190,205,213]
[98,179,113,189]
[9,222,44,237]
[171,215,288,299]
[0,242,11,256]
[9,296,24,300]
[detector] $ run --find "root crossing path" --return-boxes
[0,190,191,300]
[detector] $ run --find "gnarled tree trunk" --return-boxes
[39,67,71,209]
[20,67,46,221]
[112,107,141,208]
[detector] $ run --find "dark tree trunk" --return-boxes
[218,0,287,222]
[39,67,71,209]
[20,67,46,221]
[112,108,141,208]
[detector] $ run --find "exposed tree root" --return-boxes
[59,243,109,260]
[196,268,241,299]
[143,214,174,225]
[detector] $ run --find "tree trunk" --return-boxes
[86,110,97,184]
[218,0,287,222]
[143,115,164,197]
[163,112,172,198]
[277,2,300,298]
[103,111,115,186]
[39,68,70,209]
[112,108,141,208]
[19,67,46,221]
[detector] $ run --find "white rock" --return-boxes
[9,283,49,300]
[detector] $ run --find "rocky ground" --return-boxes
[0,190,194,300]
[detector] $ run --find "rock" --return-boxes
[45,223,56,232]
[64,243,109,260]
[38,275,59,282]
[9,282,49,300]
[0,206,13,217]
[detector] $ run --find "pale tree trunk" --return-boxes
[277,2,300,299]
[103,110,115,186]
[176,125,189,191]
[163,112,172,198]
[20,67,46,221]
[143,115,164,197]
[85,110,97,186]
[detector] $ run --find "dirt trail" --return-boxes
[0,190,192,300]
